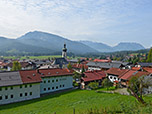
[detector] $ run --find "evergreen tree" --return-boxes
[12,61,21,71]
[81,65,85,74]
[146,48,152,62]
[67,62,72,70]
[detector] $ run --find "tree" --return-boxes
[12,61,21,71]
[77,58,81,64]
[88,82,99,90]
[102,78,113,90]
[81,65,85,74]
[146,48,152,62]
[67,62,72,70]
[73,71,81,81]
[127,75,152,104]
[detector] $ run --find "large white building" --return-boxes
[0,68,73,105]
[0,72,41,105]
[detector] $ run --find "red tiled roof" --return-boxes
[72,64,88,69]
[82,70,106,82]
[143,67,152,73]
[0,62,8,66]
[131,67,141,71]
[106,68,129,76]
[93,59,111,63]
[119,70,150,80]
[19,68,74,84]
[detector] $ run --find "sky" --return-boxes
[0,0,152,48]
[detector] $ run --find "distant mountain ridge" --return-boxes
[17,31,98,54]
[80,41,145,52]
[0,31,145,55]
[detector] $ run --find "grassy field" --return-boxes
[1,55,62,60]
[0,90,152,114]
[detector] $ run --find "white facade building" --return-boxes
[0,83,40,105]
[40,76,73,94]
[0,68,73,105]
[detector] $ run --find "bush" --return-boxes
[102,78,113,90]
[87,82,99,90]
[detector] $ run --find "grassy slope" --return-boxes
[0,90,151,114]
[1,55,62,60]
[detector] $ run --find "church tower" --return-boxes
[62,43,67,58]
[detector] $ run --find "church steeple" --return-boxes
[62,43,67,58]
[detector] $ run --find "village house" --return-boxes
[6,61,36,71]
[72,64,88,73]
[106,68,129,83]
[0,68,74,105]
[87,61,127,71]
[118,70,150,87]
[20,68,74,94]
[135,62,152,68]
[81,70,106,89]
[0,71,41,105]
[93,59,111,63]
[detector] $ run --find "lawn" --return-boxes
[1,55,62,60]
[0,90,152,114]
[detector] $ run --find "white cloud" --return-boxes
[0,0,151,47]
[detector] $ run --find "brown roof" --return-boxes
[131,67,141,71]
[94,59,111,63]
[72,64,88,69]
[106,68,129,76]
[82,70,106,82]
[19,68,74,84]
[119,70,150,80]
[143,67,152,73]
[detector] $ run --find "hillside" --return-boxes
[0,31,146,55]
[113,42,145,51]
[80,41,113,52]
[0,90,151,114]
[17,31,98,54]
[80,41,145,52]
[0,37,54,55]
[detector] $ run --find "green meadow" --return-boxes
[1,55,62,60]
[0,90,152,114]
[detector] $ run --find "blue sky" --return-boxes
[0,0,152,48]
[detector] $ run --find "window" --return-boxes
[0,96,2,100]
[56,86,58,89]
[114,77,116,80]
[48,80,50,83]
[44,80,46,83]
[25,85,27,88]
[44,88,46,91]
[60,85,62,88]
[20,85,22,89]
[63,85,65,87]
[52,87,54,90]
[20,93,23,97]
[11,95,13,98]
[30,84,32,87]
[5,95,8,99]
[30,92,32,96]
[11,87,13,90]
[48,87,50,90]
[52,80,54,83]
[25,93,27,96]
[110,77,112,79]
[0,87,2,91]
[5,87,8,90]
[56,79,58,82]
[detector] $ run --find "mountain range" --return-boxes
[0,31,145,55]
